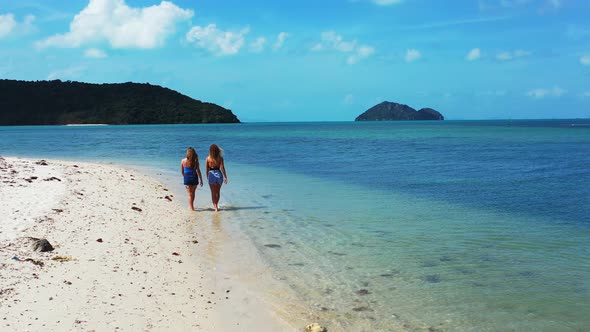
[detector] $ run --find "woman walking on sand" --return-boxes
[181,147,203,211]
[206,144,228,212]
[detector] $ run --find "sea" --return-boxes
[1,120,589,331]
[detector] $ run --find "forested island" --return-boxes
[0,79,240,125]
[355,101,444,121]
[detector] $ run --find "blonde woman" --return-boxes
[206,144,228,211]
[181,147,203,211]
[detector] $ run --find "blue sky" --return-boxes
[0,0,589,121]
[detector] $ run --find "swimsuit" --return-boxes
[208,167,223,185]
[183,167,199,186]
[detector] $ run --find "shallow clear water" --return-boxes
[1,120,589,331]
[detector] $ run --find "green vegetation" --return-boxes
[0,79,240,125]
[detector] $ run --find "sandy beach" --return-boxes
[0,157,301,331]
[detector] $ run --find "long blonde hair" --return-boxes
[185,147,198,169]
[208,144,223,166]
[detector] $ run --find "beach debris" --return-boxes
[44,176,62,182]
[172,252,180,256]
[51,255,75,262]
[164,195,172,201]
[35,160,48,166]
[52,208,64,213]
[0,288,15,296]
[96,238,103,243]
[64,280,72,285]
[12,256,45,267]
[30,238,54,252]
[306,323,327,332]
[131,206,142,212]
[264,244,281,249]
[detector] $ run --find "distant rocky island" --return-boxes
[0,79,240,125]
[355,101,444,121]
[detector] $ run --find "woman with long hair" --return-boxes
[181,147,203,211]
[206,144,228,212]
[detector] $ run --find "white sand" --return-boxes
[0,157,300,331]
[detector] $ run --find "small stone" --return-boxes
[306,323,327,332]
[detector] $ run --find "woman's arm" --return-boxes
[180,159,185,176]
[205,156,210,174]
[196,160,203,187]
[221,158,228,184]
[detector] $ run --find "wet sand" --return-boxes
[0,157,297,331]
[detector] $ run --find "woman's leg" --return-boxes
[209,184,221,211]
[187,185,196,210]
[191,185,197,210]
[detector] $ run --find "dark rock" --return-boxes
[264,244,281,248]
[356,289,370,296]
[355,101,444,121]
[423,275,442,283]
[131,206,142,212]
[352,306,373,312]
[31,238,54,252]
[35,160,48,166]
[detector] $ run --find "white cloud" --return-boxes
[312,31,374,64]
[546,0,562,9]
[47,66,87,80]
[526,86,567,99]
[0,13,35,39]
[84,48,107,58]
[273,32,289,50]
[581,91,590,98]
[500,0,532,7]
[479,90,508,96]
[347,45,375,64]
[405,49,421,62]
[343,94,354,105]
[36,0,193,49]
[0,13,17,38]
[372,0,404,5]
[466,48,481,61]
[580,55,590,65]
[186,24,249,55]
[249,37,266,53]
[497,49,530,61]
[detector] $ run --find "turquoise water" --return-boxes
[1,120,589,330]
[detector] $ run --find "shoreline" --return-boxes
[0,157,301,331]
